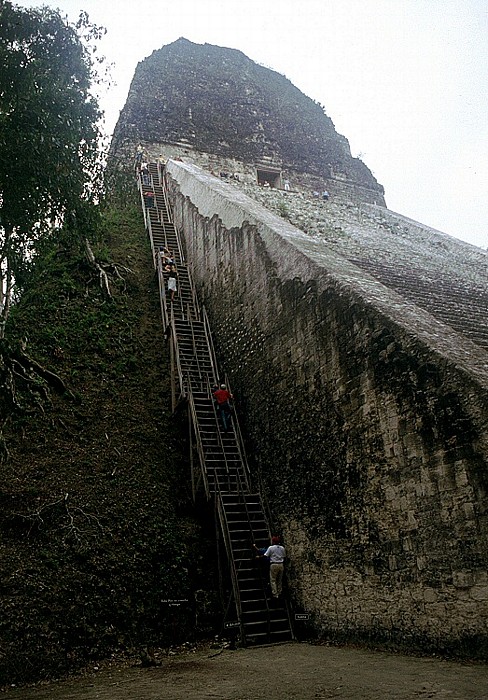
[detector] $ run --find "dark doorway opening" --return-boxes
[256,168,282,188]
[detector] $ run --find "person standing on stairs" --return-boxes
[263,536,286,599]
[134,144,144,170]
[163,249,175,270]
[212,383,233,432]
[157,247,174,270]
[167,264,178,302]
[141,162,150,185]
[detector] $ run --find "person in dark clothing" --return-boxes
[141,162,150,185]
[134,144,144,171]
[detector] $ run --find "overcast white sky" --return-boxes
[14,0,488,249]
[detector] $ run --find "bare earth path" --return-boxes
[7,642,488,700]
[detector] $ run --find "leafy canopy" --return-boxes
[0,1,106,331]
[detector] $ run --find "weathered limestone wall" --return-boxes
[165,160,488,655]
[113,139,386,206]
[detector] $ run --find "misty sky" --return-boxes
[13,0,488,249]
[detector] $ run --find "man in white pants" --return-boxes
[264,536,286,598]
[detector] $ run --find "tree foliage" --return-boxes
[0,2,105,335]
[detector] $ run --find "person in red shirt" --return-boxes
[212,384,233,432]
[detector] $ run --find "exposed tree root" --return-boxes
[14,491,103,544]
[0,419,10,464]
[0,340,69,463]
[85,239,134,296]
[85,239,111,297]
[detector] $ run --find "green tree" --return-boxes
[0,2,105,337]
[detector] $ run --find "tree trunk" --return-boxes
[0,227,13,340]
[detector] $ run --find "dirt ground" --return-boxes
[7,642,488,700]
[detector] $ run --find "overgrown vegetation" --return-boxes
[277,201,290,220]
[0,2,105,335]
[0,10,221,685]
[0,1,113,465]
[0,201,219,686]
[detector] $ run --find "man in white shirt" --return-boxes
[264,536,286,598]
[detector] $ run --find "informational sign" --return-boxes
[294,613,310,621]
[161,599,189,607]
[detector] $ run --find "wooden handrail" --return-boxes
[187,389,211,499]
[216,495,244,638]
[170,309,186,399]
[224,373,252,492]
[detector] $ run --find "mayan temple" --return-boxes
[111,38,488,656]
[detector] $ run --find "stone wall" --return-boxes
[111,137,385,206]
[165,160,488,656]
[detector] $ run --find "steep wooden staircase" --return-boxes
[138,162,293,646]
